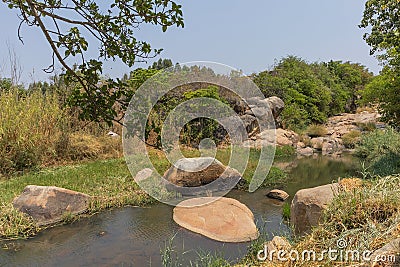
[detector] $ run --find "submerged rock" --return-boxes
[266,189,289,201]
[13,185,90,226]
[173,197,259,242]
[291,183,339,234]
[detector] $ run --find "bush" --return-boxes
[355,128,400,176]
[0,90,63,176]
[275,145,296,158]
[305,124,328,138]
[342,130,361,148]
[356,121,376,132]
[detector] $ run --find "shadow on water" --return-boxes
[0,154,359,266]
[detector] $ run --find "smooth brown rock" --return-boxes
[164,157,241,188]
[266,189,289,201]
[173,197,259,242]
[13,185,90,226]
[291,183,339,234]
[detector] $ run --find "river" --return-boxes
[0,154,359,266]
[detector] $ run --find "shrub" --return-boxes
[355,128,400,176]
[306,124,328,138]
[0,90,63,176]
[275,145,296,158]
[356,121,376,132]
[282,202,291,221]
[342,130,362,148]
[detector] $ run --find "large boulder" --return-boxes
[173,197,259,242]
[13,185,90,226]
[291,183,339,234]
[163,157,242,195]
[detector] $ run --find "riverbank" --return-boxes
[0,146,294,240]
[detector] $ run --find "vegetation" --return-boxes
[362,67,400,126]
[359,0,400,127]
[252,57,372,130]
[305,124,328,138]
[4,0,184,125]
[0,88,121,177]
[342,130,362,149]
[293,175,400,266]
[356,128,400,176]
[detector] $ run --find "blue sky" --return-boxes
[0,0,380,85]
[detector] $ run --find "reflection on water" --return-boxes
[0,154,358,266]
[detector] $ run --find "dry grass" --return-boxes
[342,130,362,149]
[292,174,400,266]
[0,89,122,177]
[306,124,328,138]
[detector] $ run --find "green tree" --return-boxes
[362,67,400,125]
[360,0,400,69]
[150,58,173,70]
[360,0,400,126]
[4,0,184,125]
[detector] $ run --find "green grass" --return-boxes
[282,202,291,221]
[0,158,154,240]
[356,128,400,176]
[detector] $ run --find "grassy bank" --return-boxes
[291,175,400,266]
[0,158,154,240]
[0,146,292,240]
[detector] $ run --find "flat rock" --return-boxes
[173,197,259,242]
[266,189,289,201]
[13,185,90,226]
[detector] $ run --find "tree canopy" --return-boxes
[253,56,372,130]
[360,0,400,69]
[360,0,400,126]
[4,0,184,124]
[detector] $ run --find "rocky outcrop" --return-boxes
[291,183,339,234]
[266,189,289,201]
[13,185,90,226]
[173,197,259,242]
[163,157,242,195]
